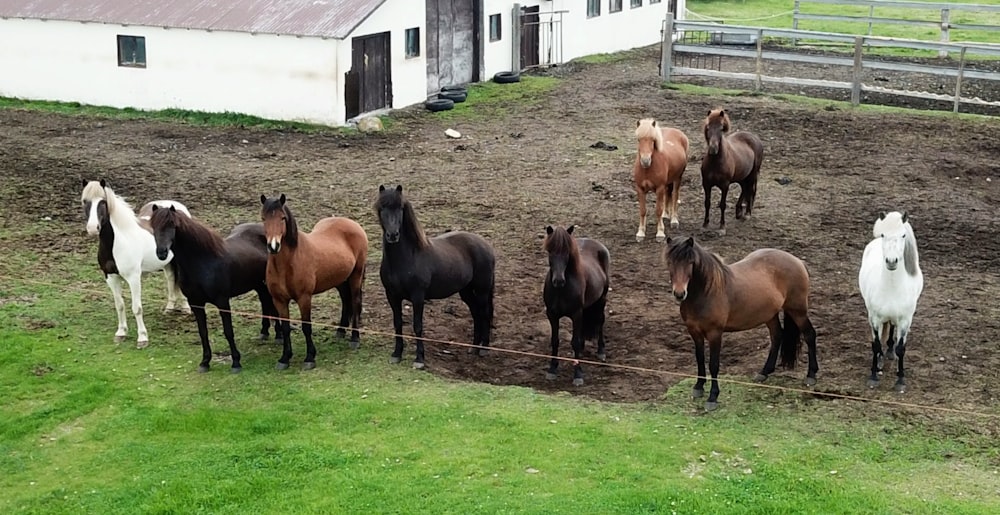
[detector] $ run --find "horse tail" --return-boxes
[779,311,801,369]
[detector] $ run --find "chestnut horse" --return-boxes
[542,225,610,386]
[700,109,764,235]
[633,118,689,242]
[665,236,818,411]
[260,194,368,370]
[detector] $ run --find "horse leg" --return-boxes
[348,273,363,349]
[635,186,648,242]
[701,183,712,229]
[691,332,707,399]
[191,304,213,373]
[275,298,294,370]
[593,297,608,362]
[654,186,667,242]
[545,312,561,380]
[123,271,149,349]
[335,283,351,340]
[106,274,129,343]
[570,312,586,386]
[299,295,317,370]
[884,324,897,362]
[412,295,427,369]
[459,288,484,356]
[669,181,681,229]
[217,299,242,373]
[734,185,747,220]
[706,331,723,411]
[388,295,406,364]
[893,326,908,393]
[717,183,730,235]
[788,312,819,386]
[162,265,177,313]
[867,323,883,389]
[754,315,783,382]
[255,287,278,342]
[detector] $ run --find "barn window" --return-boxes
[610,0,623,13]
[405,27,420,58]
[489,14,502,42]
[117,35,146,68]
[631,0,643,7]
[651,0,661,3]
[587,0,600,18]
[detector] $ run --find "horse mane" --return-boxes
[903,222,920,277]
[262,197,300,248]
[635,119,664,150]
[80,181,106,203]
[543,226,580,264]
[375,189,430,249]
[666,237,730,293]
[151,206,225,256]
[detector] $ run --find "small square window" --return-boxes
[405,27,420,58]
[117,35,146,68]
[489,14,501,42]
[631,0,643,7]
[587,0,600,18]
[610,0,623,13]
[651,0,661,3]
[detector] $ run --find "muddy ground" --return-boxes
[2,46,998,414]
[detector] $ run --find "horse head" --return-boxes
[150,204,179,261]
[260,193,297,254]
[81,179,109,236]
[703,109,731,156]
[375,185,406,244]
[874,211,909,272]
[665,236,698,301]
[543,225,578,288]
[635,118,663,169]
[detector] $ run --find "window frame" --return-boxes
[631,0,643,8]
[587,0,601,18]
[117,35,146,68]
[610,0,624,14]
[489,14,502,42]
[404,27,420,58]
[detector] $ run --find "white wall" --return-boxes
[0,18,344,125]
[343,0,427,118]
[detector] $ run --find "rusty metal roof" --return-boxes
[0,0,389,39]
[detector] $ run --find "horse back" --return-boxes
[422,231,495,298]
[296,217,369,291]
[577,238,611,304]
[221,222,270,297]
[729,131,764,172]
[659,127,689,178]
[310,217,369,262]
[728,249,809,321]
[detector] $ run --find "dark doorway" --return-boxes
[520,5,540,68]
[346,31,392,119]
[426,0,482,94]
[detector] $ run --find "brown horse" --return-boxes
[633,118,689,242]
[665,236,818,411]
[542,224,610,386]
[261,194,368,370]
[700,108,764,235]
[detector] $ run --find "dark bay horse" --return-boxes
[150,205,282,373]
[260,194,368,370]
[700,108,764,235]
[633,118,689,242]
[665,236,818,411]
[374,184,496,369]
[542,225,610,386]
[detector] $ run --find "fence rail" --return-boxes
[660,18,1000,113]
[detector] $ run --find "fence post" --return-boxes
[755,29,764,92]
[939,8,950,58]
[851,37,863,106]
[867,5,874,36]
[512,4,522,72]
[792,0,800,46]
[661,15,674,81]
[953,46,967,113]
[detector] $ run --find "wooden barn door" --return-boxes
[348,31,393,118]
[520,6,540,68]
[426,0,481,94]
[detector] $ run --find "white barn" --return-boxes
[0,0,685,126]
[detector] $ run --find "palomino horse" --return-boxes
[374,185,496,369]
[858,211,924,393]
[542,225,610,386]
[260,194,368,370]
[150,205,283,373]
[665,236,818,411]
[81,179,191,348]
[700,109,764,235]
[633,118,689,242]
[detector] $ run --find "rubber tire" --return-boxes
[438,90,467,103]
[425,98,455,112]
[492,71,521,84]
[441,84,468,92]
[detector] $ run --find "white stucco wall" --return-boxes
[342,0,427,118]
[0,18,344,125]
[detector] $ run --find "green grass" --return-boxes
[431,76,560,121]
[1,222,999,513]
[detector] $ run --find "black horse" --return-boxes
[374,185,496,368]
[150,205,282,373]
[542,225,610,386]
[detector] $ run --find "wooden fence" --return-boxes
[659,18,1000,113]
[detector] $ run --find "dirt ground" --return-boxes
[2,46,999,414]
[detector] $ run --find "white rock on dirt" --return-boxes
[357,117,384,133]
[445,128,462,139]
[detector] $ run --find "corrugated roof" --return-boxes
[0,0,389,39]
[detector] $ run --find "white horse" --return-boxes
[80,180,192,348]
[858,211,924,393]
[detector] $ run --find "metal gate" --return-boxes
[511,4,565,71]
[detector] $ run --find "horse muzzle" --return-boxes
[640,156,652,168]
[85,223,99,236]
[384,232,400,244]
[885,259,899,271]
[707,144,719,156]
[551,278,566,288]
[155,249,169,261]
[672,289,688,302]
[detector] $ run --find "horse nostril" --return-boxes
[673,290,687,301]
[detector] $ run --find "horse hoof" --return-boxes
[181,308,193,315]
[114,335,126,343]
[692,388,704,399]
[197,365,209,373]
[545,372,557,381]
[136,340,149,350]
[258,333,269,342]
[717,228,726,236]
[413,362,426,370]
[231,367,242,374]
[670,220,679,229]
[753,373,768,383]
[336,329,347,339]
[705,401,719,412]
[597,353,607,362]
[655,234,666,243]
[894,382,907,394]
[349,340,360,350]
[635,234,645,243]
[477,349,489,357]
[805,377,817,387]
[276,362,290,371]
[572,378,584,386]
[302,362,316,371]
[866,379,879,389]
[390,356,402,364]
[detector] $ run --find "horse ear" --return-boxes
[152,204,159,212]
[379,184,386,192]
[279,193,286,205]
[636,119,641,127]
[652,120,658,127]
[169,205,176,212]
[901,211,908,223]
[545,225,554,235]
[707,109,712,116]
[685,236,695,248]
[396,185,403,193]
[567,225,575,234]
[260,194,267,205]
[723,108,730,115]
[878,211,886,220]
[99,179,107,188]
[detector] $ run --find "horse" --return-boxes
[374,184,496,369]
[542,224,610,386]
[700,108,764,235]
[633,118,689,242]
[260,194,368,370]
[80,179,192,348]
[665,236,818,411]
[858,211,924,393]
[150,205,283,373]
